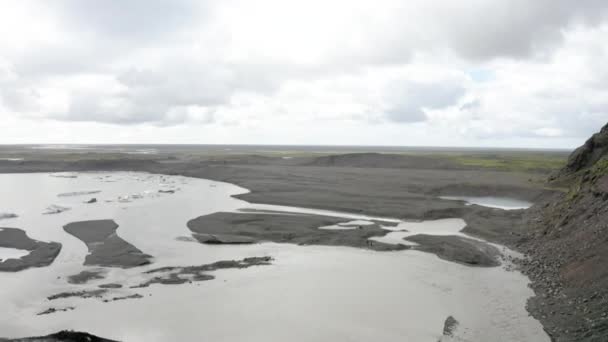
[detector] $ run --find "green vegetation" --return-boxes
[591,157,608,177]
[445,153,567,173]
[566,178,583,201]
[562,157,608,201]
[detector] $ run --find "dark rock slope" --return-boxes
[517,122,608,342]
[0,330,118,342]
[552,123,608,180]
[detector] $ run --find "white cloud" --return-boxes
[0,0,607,147]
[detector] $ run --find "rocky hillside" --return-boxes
[0,330,117,342]
[552,123,608,181]
[518,122,608,341]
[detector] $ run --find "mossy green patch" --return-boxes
[445,153,567,173]
[591,157,608,177]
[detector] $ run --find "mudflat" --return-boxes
[63,220,152,268]
[187,212,407,251]
[135,256,273,288]
[0,228,61,272]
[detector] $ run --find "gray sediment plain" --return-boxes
[63,220,152,268]
[0,228,61,272]
[187,212,407,251]
[188,212,502,264]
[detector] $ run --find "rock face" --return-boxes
[0,331,118,342]
[518,122,608,342]
[552,122,608,181]
[442,316,459,337]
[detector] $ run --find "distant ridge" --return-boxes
[305,152,457,169]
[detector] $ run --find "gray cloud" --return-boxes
[0,0,606,147]
[440,0,608,60]
[384,80,466,122]
[5,1,206,80]
[53,60,288,125]
[57,0,202,42]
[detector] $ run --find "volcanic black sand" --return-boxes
[63,220,152,268]
[187,212,407,251]
[0,228,61,272]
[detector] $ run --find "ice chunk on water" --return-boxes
[43,205,70,215]
[0,213,18,220]
[58,190,101,197]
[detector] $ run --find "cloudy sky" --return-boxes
[0,1,607,148]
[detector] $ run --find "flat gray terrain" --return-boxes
[0,228,61,272]
[63,220,152,268]
[188,211,406,251]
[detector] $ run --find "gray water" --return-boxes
[0,172,548,342]
[440,196,533,210]
[0,245,29,261]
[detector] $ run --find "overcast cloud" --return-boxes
[0,0,607,147]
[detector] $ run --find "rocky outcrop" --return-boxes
[0,331,118,342]
[517,122,608,342]
[552,122,608,182]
